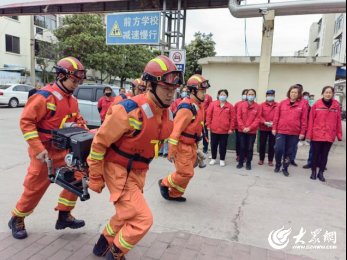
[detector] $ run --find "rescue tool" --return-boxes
[46,127,94,201]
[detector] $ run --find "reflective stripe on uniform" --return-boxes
[141,103,154,119]
[58,197,76,207]
[59,113,78,129]
[151,58,168,72]
[90,150,105,161]
[106,222,116,237]
[119,229,134,250]
[129,118,143,130]
[168,175,185,193]
[47,102,56,111]
[12,208,33,217]
[169,109,174,121]
[150,140,160,158]
[168,138,178,146]
[23,131,39,141]
[192,76,202,83]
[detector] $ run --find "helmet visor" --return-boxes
[162,71,184,86]
[200,80,210,89]
[73,70,86,80]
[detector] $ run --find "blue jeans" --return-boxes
[290,139,300,162]
[160,141,169,155]
[274,134,299,170]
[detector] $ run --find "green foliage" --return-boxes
[54,14,156,84]
[185,32,216,79]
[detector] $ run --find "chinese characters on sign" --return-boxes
[107,12,161,45]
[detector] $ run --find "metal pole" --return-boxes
[161,0,167,55]
[258,10,275,102]
[30,15,36,86]
[182,0,187,48]
[176,0,181,49]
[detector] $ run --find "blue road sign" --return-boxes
[106,12,161,45]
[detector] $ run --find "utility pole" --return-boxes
[258,9,275,101]
[30,15,36,86]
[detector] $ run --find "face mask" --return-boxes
[105,93,112,97]
[242,95,247,101]
[309,100,315,106]
[247,96,255,102]
[219,96,227,102]
[304,96,309,100]
[180,92,188,98]
[266,96,275,102]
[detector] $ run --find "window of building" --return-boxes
[333,39,342,56]
[335,14,344,33]
[34,40,56,60]
[9,16,19,20]
[36,27,43,35]
[34,15,57,30]
[5,35,20,54]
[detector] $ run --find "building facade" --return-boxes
[0,15,59,84]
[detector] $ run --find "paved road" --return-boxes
[0,107,345,260]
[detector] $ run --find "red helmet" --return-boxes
[186,74,210,91]
[142,55,184,88]
[55,56,86,82]
[131,78,146,92]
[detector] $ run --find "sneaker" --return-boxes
[220,161,226,167]
[209,159,216,166]
[258,160,264,166]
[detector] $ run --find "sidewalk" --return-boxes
[0,231,313,260]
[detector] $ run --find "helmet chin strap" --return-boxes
[191,88,204,103]
[56,79,73,94]
[150,84,170,108]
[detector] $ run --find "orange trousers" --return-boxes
[102,162,153,254]
[162,142,197,198]
[12,147,82,218]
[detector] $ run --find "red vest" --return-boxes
[178,98,204,145]
[105,94,174,171]
[36,83,79,142]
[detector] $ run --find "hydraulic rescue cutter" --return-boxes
[46,127,94,201]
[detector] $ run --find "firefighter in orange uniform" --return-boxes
[9,57,87,240]
[159,74,210,201]
[88,56,183,260]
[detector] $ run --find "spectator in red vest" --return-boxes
[258,90,278,166]
[306,86,343,182]
[236,89,261,170]
[97,87,115,124]
[273,85,308,177]
[206,89,235,167]
[170,86,189,113]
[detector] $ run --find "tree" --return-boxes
[35,40,57,84]
[54,14,157,85]
[185,32,216,79]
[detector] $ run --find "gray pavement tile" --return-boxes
[48,249,73,260]
[178,248,199,260]
[268,250,285,260]
[9,242,46,260]
[250,246,268,260]
[0,246,18,260]
[160,252,178,260]
[125,245,147,260]
[69,244,94,258]
[35,234,62,245]
[37,238,70,257]
[156,232,176,243]
[185,234,204,250]
[144,240,169,259]
[137,232,158,248]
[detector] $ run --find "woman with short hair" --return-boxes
[206,89,235,167]
[306,86,343,182]
[272,85,308,177]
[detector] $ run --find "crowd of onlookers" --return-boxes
[97,83,343,183]
[201,84,343,182]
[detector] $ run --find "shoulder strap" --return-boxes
[119,99,139,113]
[175,103,197,118]
[36,90,52,99]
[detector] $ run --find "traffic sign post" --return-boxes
[169,49,186,73]
[106,12,161,45]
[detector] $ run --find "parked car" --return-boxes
[0,84,34,108]
[73,84,120,127]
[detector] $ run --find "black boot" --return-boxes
[303,164,312,169]
[93,234,111,256]
[8,216,28,240]
[246,163,252,171]
[310,169,317,180]
[237,163,244,169]
[317,170,326,182]
[274,165,281,173]
[55,211,85,230]
[282,167,290,177]
[158,179,187,202]
[105,244,126,260]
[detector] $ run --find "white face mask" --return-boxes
[242,95,247,101]
[219,95,227,102]
[266,96,275,102]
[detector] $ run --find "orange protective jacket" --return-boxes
[21,82,86,155]
[88,93,174,182]
[168,98,204,146]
